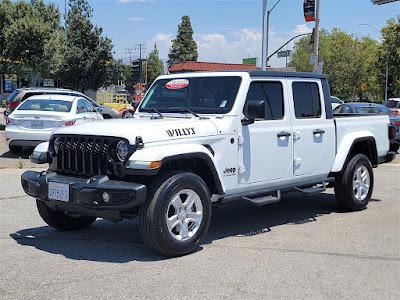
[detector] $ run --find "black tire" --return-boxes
[9,146,22,154]
[36,200,96,231]
[122,110,134,119]
[139,171,212,257]
[102,114,112,119]
[334,154,374,211]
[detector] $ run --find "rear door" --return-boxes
[288,79,335,177]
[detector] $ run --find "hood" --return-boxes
[53,116,219,144]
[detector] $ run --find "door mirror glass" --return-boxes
[96,107,103,113]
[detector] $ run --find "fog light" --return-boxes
[102,192,110,203]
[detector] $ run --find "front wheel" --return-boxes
[122,110,134,118]
[36,200,96,231]
[139,171,212,257]
[334,154,374,211]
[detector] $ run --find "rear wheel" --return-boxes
[36,200,96,231]
[9,146,22,154]
[334,154,374,211]
[139,171,212,257]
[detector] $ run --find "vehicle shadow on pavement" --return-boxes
[0,148,33,159]
[9,191,381,262]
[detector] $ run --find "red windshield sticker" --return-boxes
[166,79,189,89]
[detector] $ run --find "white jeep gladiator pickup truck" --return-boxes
[21,71,396,256]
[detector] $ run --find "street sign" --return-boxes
[277,50,292,58]
[43,79,54,87]
[304,0,316,22]
[309,55,318,65]
[361,83,367,91]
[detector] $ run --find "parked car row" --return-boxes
[4,87,122,120]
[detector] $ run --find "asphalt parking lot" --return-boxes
[0,131,399,299]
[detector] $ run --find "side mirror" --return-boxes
[96,107,103,112]
[242,100,267,125]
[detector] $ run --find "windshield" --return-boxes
[386,100,399,108]
[140,76,242,114]
[18,99,72,112]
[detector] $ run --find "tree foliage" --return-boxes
[0,0,62,76]
[57,0,120,92]
[167,15,198,68]
[289,28,380,101]
[147,44,164,86]
[378,15,400,98]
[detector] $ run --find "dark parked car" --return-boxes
[4,88,121,120]
[334,102,400,151]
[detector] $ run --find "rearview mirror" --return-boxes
[242,100,268,125]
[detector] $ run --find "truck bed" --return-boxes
[334,114,390,159]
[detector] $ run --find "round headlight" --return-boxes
[53,137,60,154]
[116,141,129,162]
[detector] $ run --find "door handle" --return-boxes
[83,117,87,120]
[277,131,291,138]
[313,129,325,135]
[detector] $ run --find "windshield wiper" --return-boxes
[148,108,163,119]
[168,108,205,118]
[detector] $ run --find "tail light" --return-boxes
[63,120,76,126]
[388,125,396,140]
[393,111,399,117]
[7,102,19,108]
[395,121,400,126]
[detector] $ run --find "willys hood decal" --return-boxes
[53,117,219,144]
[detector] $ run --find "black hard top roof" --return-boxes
[247,70,327,79]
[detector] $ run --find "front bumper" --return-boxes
[21,171,147,221]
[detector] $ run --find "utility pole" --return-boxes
[261,0,282,70]
[134,44,146,83]
[261,0,268,70]
[125,48,134,65]
[312,0,320,73]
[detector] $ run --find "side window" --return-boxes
[292,82,321,118]
[83,100,94,112]
[245,81,284,120]
[76,99,87,113]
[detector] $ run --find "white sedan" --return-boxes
[6,95,103,153]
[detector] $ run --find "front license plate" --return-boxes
[48,182,70,202]
[31,121,44,129]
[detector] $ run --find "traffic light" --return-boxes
[131,59,147,84]
[131,59,141,83]
[387,75,394,98]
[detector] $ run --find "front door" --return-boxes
[239,80,292,184]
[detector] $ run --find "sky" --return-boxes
[46,0,400,68]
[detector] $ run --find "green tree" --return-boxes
[147,44,164,86]
[378,15,400,98]
[167,15,198,68]
[57,0,117,92]
[0,0,62,76]
[123,64,134,94]
[289,28,380,101]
